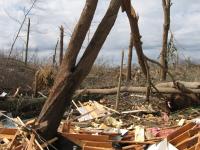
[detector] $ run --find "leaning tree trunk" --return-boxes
[36,0,121,140]
[122,0,147,77]
[160,0,171,80]
[126,33,133,81]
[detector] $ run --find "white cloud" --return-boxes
[0,0,200,63]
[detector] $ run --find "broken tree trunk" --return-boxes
[59,25,64,66]
[36,0,121,140]
[126,33,133,81]
[122,0,152,100]
[25,18,30,65]
[160,0,171,80]
[122,0,147,77]
[53,39,59,67]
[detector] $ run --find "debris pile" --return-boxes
[0,100,200,150]
[59,115,200,149]
[57,101,200,149]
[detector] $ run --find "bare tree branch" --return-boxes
[8,0,38,58]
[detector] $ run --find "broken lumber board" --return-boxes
[62,133,110,142]
[169,126,200,146]
[167,122,196,141]
[75,86,200,95]
[0,128,18,139]
[27,133,35,150]
[176,134,199,150]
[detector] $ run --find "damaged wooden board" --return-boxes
[167,122,200,149]
[72,100,110,122]
[0,128,18,139]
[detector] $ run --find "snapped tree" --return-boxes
[36,0,122,139]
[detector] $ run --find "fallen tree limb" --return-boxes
[156,81,200,89]
[75,86,200,95]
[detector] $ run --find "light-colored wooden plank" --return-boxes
[27,133,35,150]
[84,141,112,148]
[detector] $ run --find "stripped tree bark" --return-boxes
[160,0,171,80]
[126,33,133,81]
[36,0,121,139]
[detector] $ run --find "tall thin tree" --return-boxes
[53,39,59,67]
[59,26,64,65]
[25,18,30,65]
[160,0,171,80]
[126,33,133,81]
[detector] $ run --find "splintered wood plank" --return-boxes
[27,133,35,150]
[167,122,196,141]
[170,127,199,145]
[0,128,18,136]
[176,134,198,150]
[0,134,16,139]
[7,130,20,149]
[84,104,98,118]
[63,133,110,142]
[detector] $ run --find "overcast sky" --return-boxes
[0,0,200,64]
